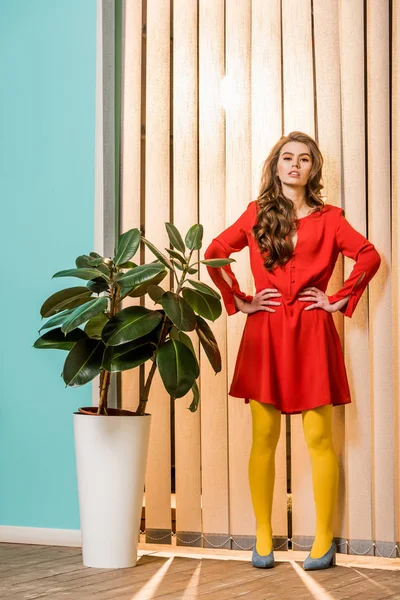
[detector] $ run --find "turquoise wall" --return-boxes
[0,1,97,529]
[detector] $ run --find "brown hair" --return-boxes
[252,131,325,271]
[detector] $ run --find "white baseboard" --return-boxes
[0,526,81,547]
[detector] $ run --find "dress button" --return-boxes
[291,279,295,283]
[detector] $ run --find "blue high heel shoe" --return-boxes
[303,540,336,571]
[252,541,275,568]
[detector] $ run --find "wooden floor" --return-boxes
[1,542,400,600]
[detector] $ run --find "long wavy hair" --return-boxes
[252,131,326,271]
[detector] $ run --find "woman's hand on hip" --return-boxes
[298,287,350,313]
[234,288,282,314]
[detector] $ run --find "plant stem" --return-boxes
[135,358,157,416]
[97,370,111,415]
[175,248,194,295]
[134,312,170,416]
[97,273,120,415]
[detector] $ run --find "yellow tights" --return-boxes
[249,400,339,558]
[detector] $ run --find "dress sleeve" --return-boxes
[327,208,381,318]
[203,201,254,316]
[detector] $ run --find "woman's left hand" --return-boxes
[298,287,347,313]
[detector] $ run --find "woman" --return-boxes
[203,131,381,571]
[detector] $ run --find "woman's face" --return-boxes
[276,141,313,187]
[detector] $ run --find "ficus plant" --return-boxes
[34,223,235,416]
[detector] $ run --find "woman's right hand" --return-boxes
[234,288,282,314]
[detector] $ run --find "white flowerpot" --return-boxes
[73,408,151,568]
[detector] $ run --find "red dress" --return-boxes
[203,201,381,414]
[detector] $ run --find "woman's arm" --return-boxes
[218,269,253,313]
[203,202,254,315]
[330,294,350,313]
[327,209,381,318]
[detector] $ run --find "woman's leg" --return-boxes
[248,399,281,555]
[302,404,339,558]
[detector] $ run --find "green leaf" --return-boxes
[102,321,163,371]
[156,339,199,398]
[62,339,105,386]
[84,312,109,339]
[33,327,87,350]
[165,223,186,253]
[102,306,163,346]
[141,237,174,271]
[172,259,184,271]
[117,262,166,288]
[185,224,203,250]
[170,260,197,274]
[87,277,109,294]
[96,263,111,277]
[61,297,108,334]
[160,291,197,332]
[147,284,166,304]
[119,269,167,300]
[39,307,77,332]
[195,315,221,373]
[185,279,221,299]
[182,288,222,321]
[53,268,109,282]
[40,287,92,318]
[118,261,137,269]
[200,258,236,267]
[188,380,200,412]
[102,321,162,370]
[169,326,196,356]
[76,255,104,268]
[102,341,155,372]
[114,228,141,265]
[165,248,187,265]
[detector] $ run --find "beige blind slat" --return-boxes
[199,0,230,547]
[393,0,400,550]
[172,0,202,544]
[225,0,255,545]
[282,0,314,136]
[143,0,172,538]
[367,0,394,551]
[338,0,373,551]
[252,0,283,195]
[120,0,142,413]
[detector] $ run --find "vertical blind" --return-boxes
[96,0,398,558]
